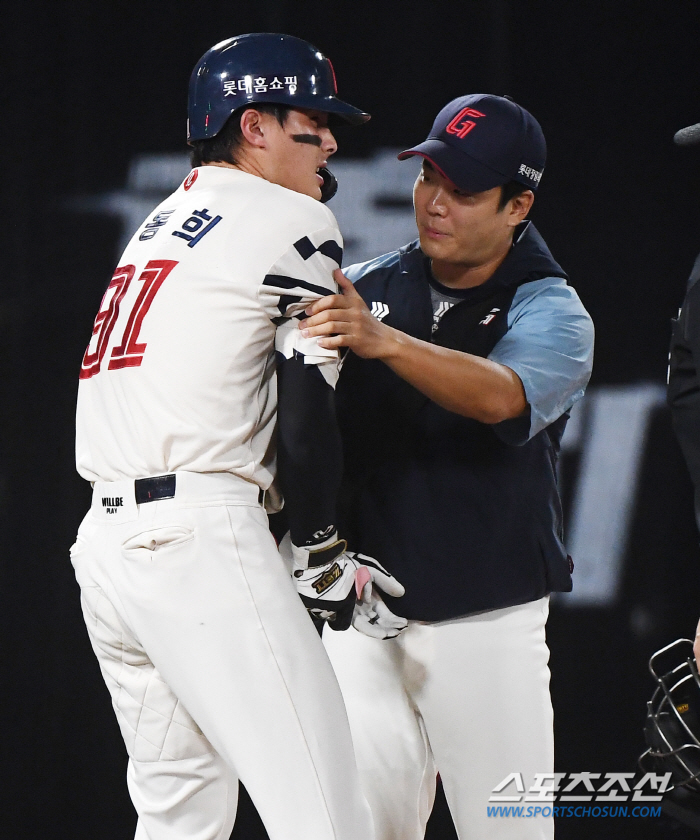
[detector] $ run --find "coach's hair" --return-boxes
[498,180,530,211]
[189,104,290,167]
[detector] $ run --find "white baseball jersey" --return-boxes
[76,165,341,486]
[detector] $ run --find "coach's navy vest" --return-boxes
[337,223,574,620]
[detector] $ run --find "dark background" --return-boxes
[3,1,700,838]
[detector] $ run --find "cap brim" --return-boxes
[674,122,700,147]
[398,138,508,192]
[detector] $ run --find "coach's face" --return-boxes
[265,108,338,200]
[413,161,531,283]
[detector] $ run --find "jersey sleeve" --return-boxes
[259,224,343,388]
[488,278,594,442]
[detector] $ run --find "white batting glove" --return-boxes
[349,555,408,640]
[279,533,407,637]
[280,532,359,630]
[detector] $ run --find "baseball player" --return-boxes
[70,33,402,840]
[299,95,595,839]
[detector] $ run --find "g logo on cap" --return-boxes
[445,107,486,140]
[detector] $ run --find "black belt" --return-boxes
[134,474,265,505]
[135,474,176,504]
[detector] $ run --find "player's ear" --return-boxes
[239,108,268,148]
[507,190,534,226]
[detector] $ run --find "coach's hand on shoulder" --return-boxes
[279,532,407,638]
[299,269,399,360]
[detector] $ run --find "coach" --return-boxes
[299,94,595,840]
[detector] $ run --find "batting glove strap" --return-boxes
[290,533,344,570]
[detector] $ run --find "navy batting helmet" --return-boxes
[187,33,370,142]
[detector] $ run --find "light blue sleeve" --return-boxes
[343,250,401,284]
[488,277,594,442]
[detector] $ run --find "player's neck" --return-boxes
[203,160,265,179]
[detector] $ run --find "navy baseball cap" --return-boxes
[398,94,546,192]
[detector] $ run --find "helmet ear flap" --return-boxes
[641,639,700,792]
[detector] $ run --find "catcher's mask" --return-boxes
[640,638,700,792]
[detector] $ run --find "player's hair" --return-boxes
[498,180,530,211]
[189,104,290,167]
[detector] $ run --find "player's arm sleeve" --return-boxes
[488,279,595,445]
[259,225,344,546]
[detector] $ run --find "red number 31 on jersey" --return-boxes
[80,259,178,380]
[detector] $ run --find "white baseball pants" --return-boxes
[323,597,553,840]
[70,471,374,840]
